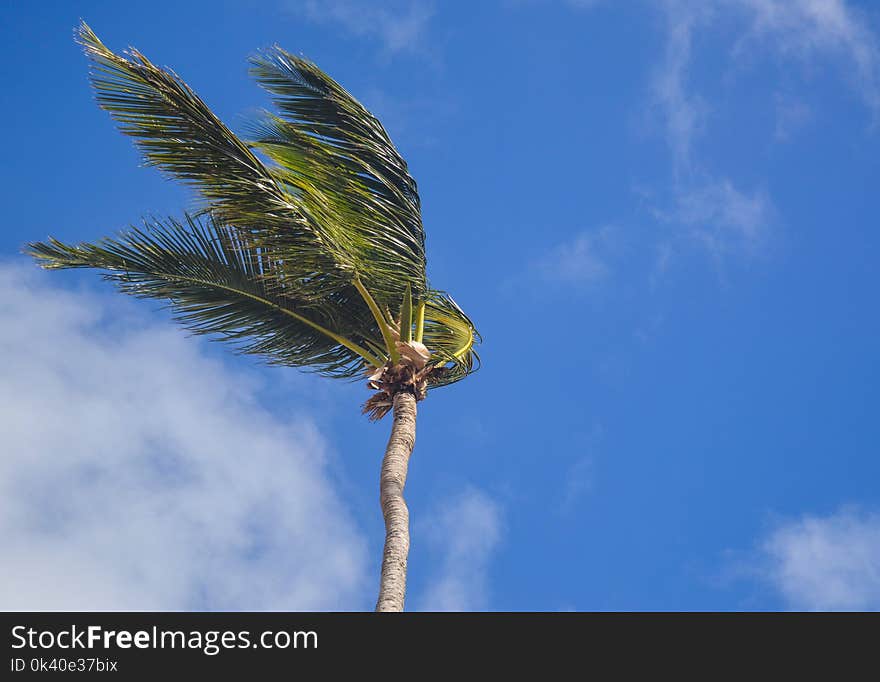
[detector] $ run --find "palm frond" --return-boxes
[39,24,481,394]
[76,22,347,303]
[27,214,384,375]
[78,24,286,230]
[247,49,426,305]
[422,292,481,388]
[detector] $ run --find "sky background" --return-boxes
[1,0,879,611]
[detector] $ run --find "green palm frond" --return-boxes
[30,23,479,395]
[76,22,346,303]
[27,214,383,375]
[78,25,289,232]
[247,48,426,305]
[422,292,481,387]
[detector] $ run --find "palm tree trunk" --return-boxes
[375,391,417,612]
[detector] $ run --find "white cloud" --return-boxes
[0,263,368,610]
[536,225,619,285]
[652,1,712,177]
[292,0,435,55]
[524,1,874,283]
[730,0,880,115]
[648,3,777,260]
[645,0,879,263]
[663,179,774,255]
[417,488,502,611]
[757,508,880,610]
[654,0,880,151]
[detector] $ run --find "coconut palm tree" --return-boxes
[27,23,480,613]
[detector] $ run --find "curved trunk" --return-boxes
[375,391,417,612]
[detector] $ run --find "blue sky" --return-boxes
[1,0,879,611]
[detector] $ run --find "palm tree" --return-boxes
[27,23,480,613]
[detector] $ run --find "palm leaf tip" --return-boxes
[74,21,304,242]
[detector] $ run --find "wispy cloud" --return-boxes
[656,179,775,256]
[535,225,619,286]
[651,1,713,178]
[508,0,605,9]
[654,0,880,163]
[524,1,877,293]
[730,0,880,116]
[773,93,813,141]
[290,0,435,55]
[0,263,368,610]
[646,0,879,263]
[560,456,595,513]
[417,487,503,611]
[648,4,775,260]
[751,507,880,610]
